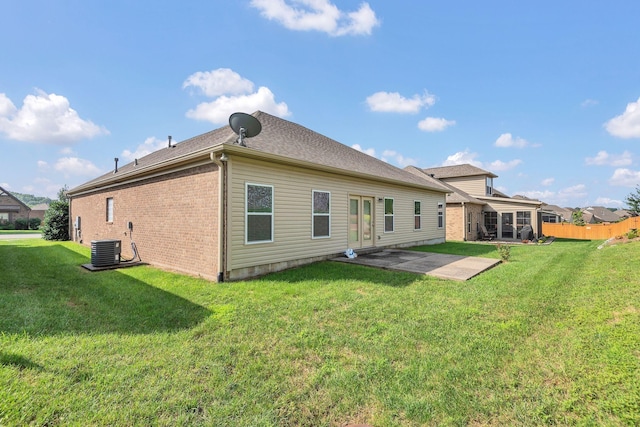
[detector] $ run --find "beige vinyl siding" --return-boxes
[227,156,445,271]
[441,176,486,196]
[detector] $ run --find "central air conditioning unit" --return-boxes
[91,239,121,267]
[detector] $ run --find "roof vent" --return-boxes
[167,135,173,148]
[113,157,119,173]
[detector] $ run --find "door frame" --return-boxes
[348,195,375,249]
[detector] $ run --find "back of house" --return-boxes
[67,112,449,281]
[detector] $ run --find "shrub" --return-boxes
[496,243,511,262]
[42,200,69,241]
[28,218,41,230]
[14,218,29,230]
[626,228,639,239]
[0,222,15,230]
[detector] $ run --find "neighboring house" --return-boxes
[67,111,450,281]
[407,164,542,241]
[0,186,31,225]
[613,209,634,220]
[406,166,485,241]
[540,204,573,223]
[29,203,49,221]
[581,206,620,223]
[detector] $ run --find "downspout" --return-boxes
[68,197,73,241]
[211,152,227,282]
[461,202,466,241]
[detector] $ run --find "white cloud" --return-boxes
[183,68,254,97]
[60,147,74,155]
[517,189,556,200]
[541,177,555,186]
[440,150,521,173]
[417,117,456,132]
[31,178,65,199]
[585,150,633,167]
[595,197,623,207]
[558,184,588,200]
[486,159,522,171]
[54,157,102,177]
[442,150,482,167]
[605,97,640,138]
[581,99,598,108]
[351,143,376,157]
[609,168,640,187]
[495,133,530,148]
[519,184,588,206]
[0,182,10,189]
[37,160,49,170]
[351,144,416,167]
[0,90,109,144]
[121,137,170,162]
[366,91,435,113]
[381,150,417,168]
[250,0,380,36]
[184,69,290,124]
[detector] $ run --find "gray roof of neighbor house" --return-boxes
[419,164,498,179]
[405,166,485,204]
[540,204,574,220]
[30,203,50,211]
[69,111,450,195]
[613,209,632,218]
[582,206,620,223]
[0,186,31,212]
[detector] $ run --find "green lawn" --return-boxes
[0,230,41,234]
[1,239,639,426]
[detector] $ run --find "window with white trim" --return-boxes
[384,197,394,232]
[312,190,330,238]
[246,183,273,244]
[414,200,421,230]
[437,202,444,228]
[486,177,493,196]
[106,197,114,222]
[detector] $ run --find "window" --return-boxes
[516,211,531,237]
[486,177,493,196]
[414,201,421,230]
[312,190,330,238]
[384,198,394,232]
[437,202,444,228]
[467,212,472,233]
[246,183,273,243]
[106,197,114,222]
[484,211,497,232]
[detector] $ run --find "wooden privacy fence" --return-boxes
[542,216,639,240]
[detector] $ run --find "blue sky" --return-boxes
[1,1,640,208]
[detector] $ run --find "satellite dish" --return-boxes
[229,112,262,146]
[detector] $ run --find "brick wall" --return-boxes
[0,193,30,223]
[446,205,464,241]
[70,163,220,280]
[445,203,484,241]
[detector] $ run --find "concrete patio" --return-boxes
[333,249,501,281]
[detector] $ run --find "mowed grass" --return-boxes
[1,239,639,426]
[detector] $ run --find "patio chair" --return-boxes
[479,225,496,241]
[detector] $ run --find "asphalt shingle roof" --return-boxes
[70,111,449,194]
[419,164,498,179]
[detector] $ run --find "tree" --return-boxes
[42,186,69,241]
[625,185,640,214]
[572,210,585,226]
